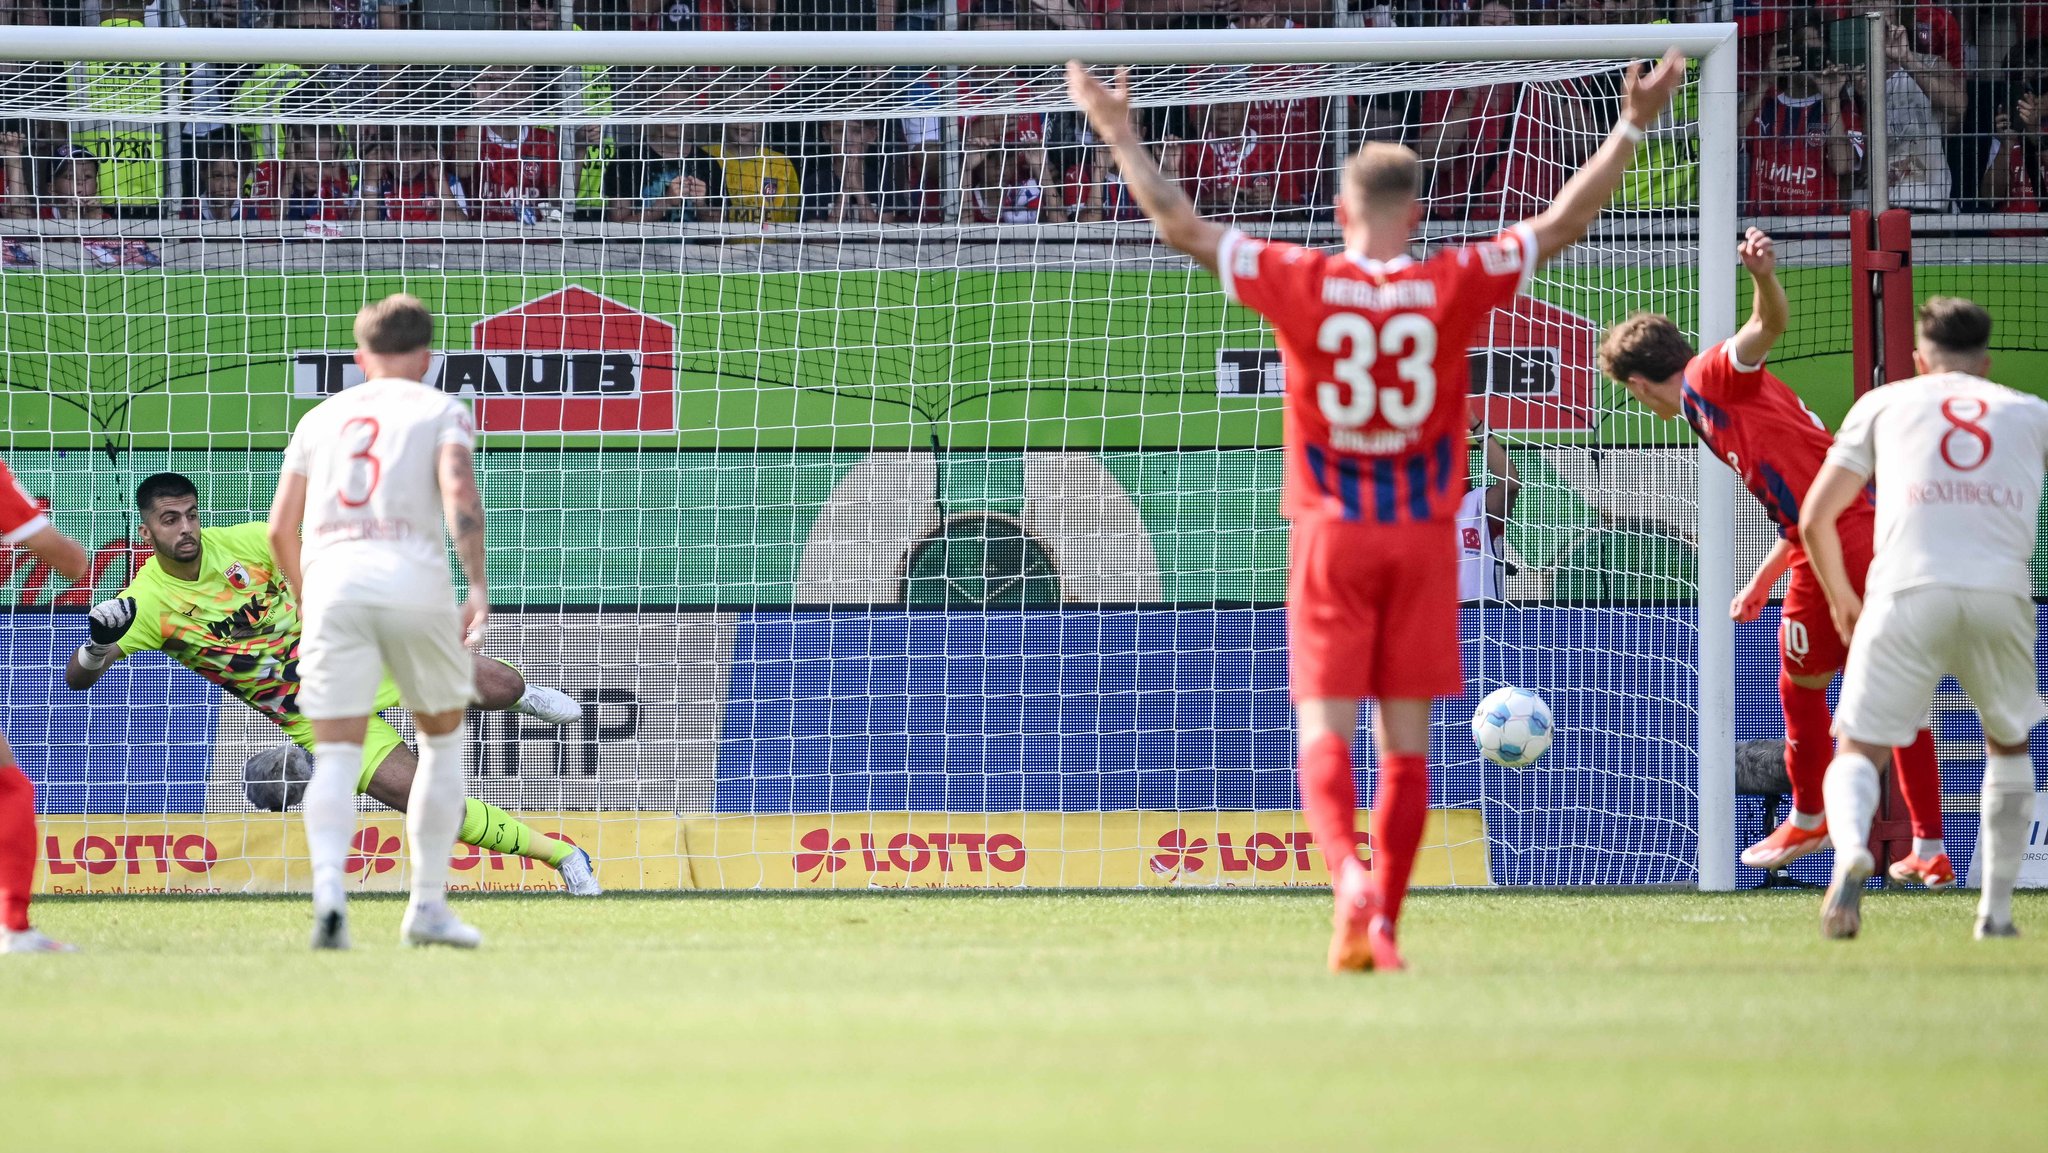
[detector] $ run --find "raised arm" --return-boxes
[1730,228,1789,368]
[266,468,308,597]
[438,440,489,649]
[1522,49,1687,264]
[1066,62,1226,274]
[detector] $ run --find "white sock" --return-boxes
[1978,752,2035,926]
[1913,837,1945,860]
[1822,753,1881,861]
[407,726,469,910]
[305,742,364,914]
[1790,809,1825,831]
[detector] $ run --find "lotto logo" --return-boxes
[791,827,1028,879]
[1148,828,1321,877]
[42,834,218,876]
[347,827,401,875]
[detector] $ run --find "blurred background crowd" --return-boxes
[0,0,2043,229]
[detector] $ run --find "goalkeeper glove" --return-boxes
[79,596,136,670]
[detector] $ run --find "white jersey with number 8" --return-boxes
[282,377,476,609]
[1825,371,2048,602]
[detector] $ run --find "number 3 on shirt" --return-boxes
[1315,313,1438,429]
[338,417,382,508]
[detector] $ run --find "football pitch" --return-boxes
[6,890,2044,1152]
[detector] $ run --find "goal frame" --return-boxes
[2,21,1742,890]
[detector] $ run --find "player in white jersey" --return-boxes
[1800,298,2048,941]
[1456,420,1521,602]
[267,294,490,950]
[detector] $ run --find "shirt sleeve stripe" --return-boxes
[2,512,51,546]
[1508,223,1539,296]
[1216,227,1247,304]
[1724,340,1766,374]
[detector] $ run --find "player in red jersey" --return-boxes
[0,457,90,953]
[1598,229,1950,888]
[1070,50,1687,971]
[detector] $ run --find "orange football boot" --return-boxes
[1887,851,1956,890]
[1741,818,1831,871]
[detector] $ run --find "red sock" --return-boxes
[1779,672,1833,817]
[0,762,37,932]
[1298,732,1359,877]
[1371,753,1430,925]
[1891,728,1944,841]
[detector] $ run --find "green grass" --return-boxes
[6,890,2045,1151]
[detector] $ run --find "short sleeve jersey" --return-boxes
[1826,372,2048,600]
[0,458,51,545]
[1681,339,1869,541]
[115,521,307,726]
[282,377,475,608]
[1217,224,1536,525]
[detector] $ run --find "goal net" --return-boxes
[0,25,1739,893]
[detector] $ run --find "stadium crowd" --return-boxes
[0,0,2043,227]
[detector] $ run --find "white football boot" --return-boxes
[400,903,483,949]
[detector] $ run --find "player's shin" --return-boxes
[1977,750,2033,930]
[407,727,468,908]
[1894,728,1945,850]
[0,761,39,932]
[1779,672,1834,824]
[1371,753,1430,925]
[306,743,365,914]
[1298,732,1359,877]
[1822,751,1881,859]
[459,798,574,868]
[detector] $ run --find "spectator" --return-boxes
[41,147,113,222]
[1180,101,1304,219]
[183,141,271,222]
[1980,40,2046,211]
[1873,0,1964,210]
[0,127,28,219]
[700,121,801,224]
[1458,419,1521,603]
[1739,17,1860,214]
[602,119,713,223]
[1231,0,1325,206]
[956,11,1067,223]
[460,66,563,222]
[263,127,359,223]
[364,126,470,223]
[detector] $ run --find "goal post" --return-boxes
[0,24,1742,892]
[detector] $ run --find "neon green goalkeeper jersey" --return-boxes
[115,522,308,729]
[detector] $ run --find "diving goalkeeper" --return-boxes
[64,472,601,896]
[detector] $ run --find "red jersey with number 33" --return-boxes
[0,457,51,546]
[1681,339,1871,541]
[1218,225,1536,524]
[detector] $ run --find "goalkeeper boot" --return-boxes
[1886,851,1955,890]
[512,685,583,726]
[1327,858,1380,973]
[1974,915,2020,940]
[400,902,483,949]
[1740,817,1831,871]
[311,907,351,951]
[1820,847,1874,940]
[559,847,602,897]
[1,928,77,954]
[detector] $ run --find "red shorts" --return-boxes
[1287,517,1462,701]
[1780,511,1874,678]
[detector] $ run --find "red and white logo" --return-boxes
[224,562,251,591]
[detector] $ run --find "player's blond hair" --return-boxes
[355,294,434,356]
[1342,143,1421,213]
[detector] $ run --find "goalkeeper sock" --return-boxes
[1821,752,1881,859]
[306,743,364,913]
[1779,672,1833,821]
[459,798,574,868]
[1371,753,1429,925]
[1892,728,1945,842]
[1978,752,2034,926]
[0,762,38,932]
[407,727,468,908]
[1298,732,1358,878]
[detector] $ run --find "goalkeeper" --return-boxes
[64,472,601,896]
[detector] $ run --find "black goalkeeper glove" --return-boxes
[80,596,136,668]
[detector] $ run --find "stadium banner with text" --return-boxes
[32,809,1492,895]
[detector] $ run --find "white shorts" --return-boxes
[298,599,475,720]
[1836,586,2045,748]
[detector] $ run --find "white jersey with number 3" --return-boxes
[283,376,476,608]
[1825,371,2048,602]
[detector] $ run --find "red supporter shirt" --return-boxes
[1219,224,1537,525]
[1680,339,1872,540]
[466,127,561,222]
[0,457,50,546]
[1185,132,1300,209]
[1746,90,1861,213]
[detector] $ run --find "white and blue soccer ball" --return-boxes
[1472,686,1554,768]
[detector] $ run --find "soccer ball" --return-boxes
[1472,686,1554,768]
[244,744,313,811]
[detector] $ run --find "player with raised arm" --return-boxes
[1802,298,2047,941]
[1598,230,1950,886]
[65,472,601,897]
[269,294,500,949]
[0,462,89,954]
[1068,49,1685,971]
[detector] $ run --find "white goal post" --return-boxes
[0,23,1740,892]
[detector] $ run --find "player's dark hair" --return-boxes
[1598,312,1695,386]
[135,472,198,513]
[354,293,434,355]
[1343,143,1421,210]
[1917,296,1992,355]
